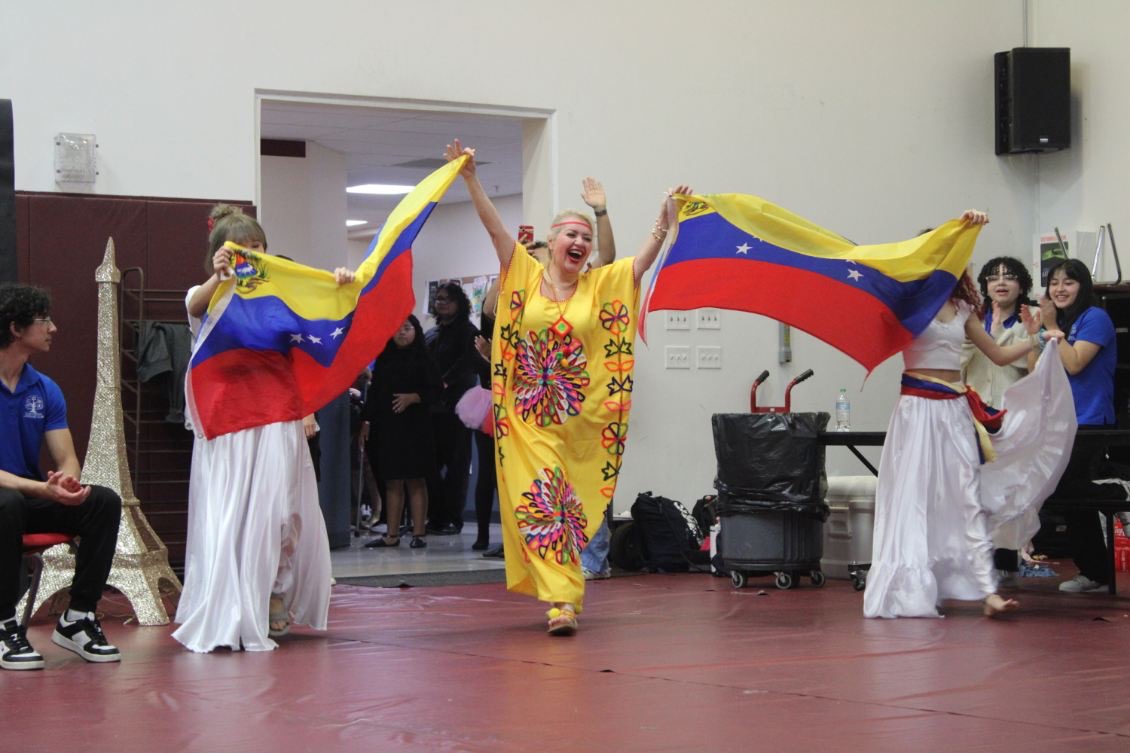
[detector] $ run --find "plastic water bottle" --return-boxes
[835,388,851,431]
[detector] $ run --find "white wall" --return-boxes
[260,143,347,270]
[5,0,1128,509]
[1030,0,1130,281]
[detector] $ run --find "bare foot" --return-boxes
[983,593,1020,617]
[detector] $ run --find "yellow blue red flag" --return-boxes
[187,157,466,439]
[641,194,982,372]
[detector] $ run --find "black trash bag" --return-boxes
[711,412,830,508]
[714,491,830,522]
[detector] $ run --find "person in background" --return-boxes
[424,281,480,536]
[961,256,1034,586]
[446,137,685,635]
[1034,259,1121,594]
[0,284,122,670]
[362,316,441,549]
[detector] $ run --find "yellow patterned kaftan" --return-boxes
[491,245,639,607]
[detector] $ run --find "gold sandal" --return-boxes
[546,605,578,636]
[269,594,291,637]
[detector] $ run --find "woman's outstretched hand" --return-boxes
[662,185,694,228]
[444,139,476,178]
[960,209,989,226]
[334,267,356,285]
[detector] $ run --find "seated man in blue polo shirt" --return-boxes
[0,284,122,670]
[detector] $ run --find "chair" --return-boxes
[20,533,75,626]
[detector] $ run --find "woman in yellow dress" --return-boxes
[445,139,687,635]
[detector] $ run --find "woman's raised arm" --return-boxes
[445,139,515,270]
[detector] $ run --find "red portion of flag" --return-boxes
[646,257,911,371]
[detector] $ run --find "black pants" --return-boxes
[473,431,497,542]
[0,485,121,619]
[1054,436,1121,583]
[427,412,471,530]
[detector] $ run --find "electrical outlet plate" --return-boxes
[665,311,691,330]
[665,345,691,369]
[696,345,722,369]
[696,308,721,329]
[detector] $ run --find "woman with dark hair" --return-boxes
[864,211,1075,619]
[361,315,441,549]
[1036,259,1119,593]
[962,255,1036,583]
[963,256,1035,406]
[424,281,481,535]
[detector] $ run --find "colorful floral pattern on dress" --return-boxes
[599,300,631,336]
[515,466,588,564]
[512,329,591,427]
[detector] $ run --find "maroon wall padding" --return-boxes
[16,192,253,568]
[15,194,28,281]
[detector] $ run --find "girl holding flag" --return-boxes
[174,205,350,652]
[864,211,1076,619]
[445,138,686,635]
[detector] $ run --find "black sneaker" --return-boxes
[1,618,45,671]
[52,613,121,663]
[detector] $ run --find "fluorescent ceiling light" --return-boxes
[346,219,367,227]
[346,183,414,195]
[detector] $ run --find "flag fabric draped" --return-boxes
[641,194,983,372]
[186,157,466,439]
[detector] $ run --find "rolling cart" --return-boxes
[714,369,830,590]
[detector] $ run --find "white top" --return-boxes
[902,301,970,371]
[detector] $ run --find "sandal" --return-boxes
[364,536,400,548]
[983,594,1020,618]
[546,605,578,636]
[409,536,427,549]
[268,595,291,638]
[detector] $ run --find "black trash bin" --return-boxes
[711,412,830,589]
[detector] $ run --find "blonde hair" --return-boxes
[545,209,594,244]
[205,204,268,273]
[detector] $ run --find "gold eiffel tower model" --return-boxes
[20,238,183,625]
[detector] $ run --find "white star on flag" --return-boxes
[735,243,751,255]
[290,333,304,343]
[847,269,863,282]
[308,335,323,345]
[331,327,344,338]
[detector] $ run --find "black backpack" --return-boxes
[630,492,705,572]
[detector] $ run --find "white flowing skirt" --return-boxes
[173,420,331,651]
[863,346,1076,618]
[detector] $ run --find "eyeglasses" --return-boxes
[985,274,1019,283]
[32,316,54,325]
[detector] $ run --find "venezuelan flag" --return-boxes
[186,157,466,439]
[641,194,982,372]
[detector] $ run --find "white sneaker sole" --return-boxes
[0,655,45,670]
[52,632,121,663]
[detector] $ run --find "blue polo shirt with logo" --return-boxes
[1067,306,1117,426]
[1,363,68,480]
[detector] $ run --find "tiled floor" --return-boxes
[330,521,506,579]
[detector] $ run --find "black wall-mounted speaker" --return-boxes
[995,47,1070,155]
